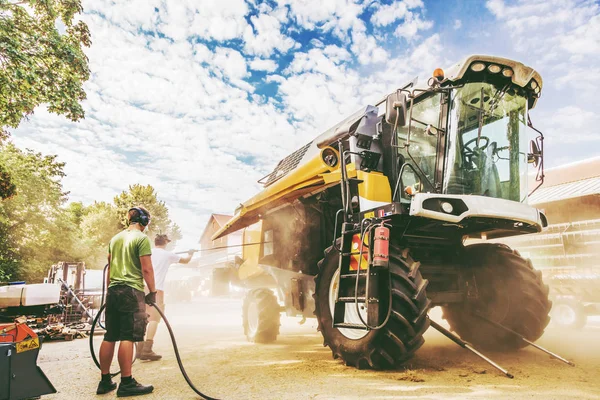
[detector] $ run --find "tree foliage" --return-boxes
[0,161,16,199]
[0,142,73,282]
[113,184,182,243]
[0,0,91,134]
[0,144,182,283]
[0,0,91,200]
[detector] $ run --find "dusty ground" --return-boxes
[38,297,600,400]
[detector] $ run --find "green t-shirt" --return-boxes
[108,229,152,292]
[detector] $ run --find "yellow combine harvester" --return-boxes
[214,55,551,369]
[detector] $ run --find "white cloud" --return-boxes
[540,106,600,143]
[350,22,388,64]
[310,38,325,48]
[394,13,433,40]
[87,0,251,42]
[486,0,506,18]
[187,0,250,41]
[243,12,297,56]
[277,0,356,30]
[371,1,410,26]
[285,48,349,78]
[453,19,462,29]
[560,14,600,56]
[371,0,431,41]
[278,0,366,40]
[212,47,249,81]
[323,45,352,63]
[486,0,599,59]
[249,58,279,72]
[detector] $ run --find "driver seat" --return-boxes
[477,143,502,197]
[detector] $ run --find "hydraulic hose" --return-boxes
[90,302,220,400]
[90,272,220,400]
[96,264,109,330]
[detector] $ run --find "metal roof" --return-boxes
[529,176,600,205]
[539,157,600,187]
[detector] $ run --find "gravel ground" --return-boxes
[37,297,600,400]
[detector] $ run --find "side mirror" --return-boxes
[385,91,407,127]
[528,139,542,167]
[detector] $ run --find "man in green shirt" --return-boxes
[97,207,158,397]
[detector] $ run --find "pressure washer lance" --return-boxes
[428,318,514,379]
[471,311,575,367]
[173,241,273,255]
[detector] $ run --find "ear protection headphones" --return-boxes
[129,207,150,227]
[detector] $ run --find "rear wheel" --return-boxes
[552,298,587,330]
[243,288,281,343]
[442,244,551,351]
[314,243,430,369]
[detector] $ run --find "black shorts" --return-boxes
[104,285,147,342]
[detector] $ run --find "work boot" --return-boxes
[117,377,154,397]
[96,377,117,395]
[138,340,162,361]
[135,341,145,360]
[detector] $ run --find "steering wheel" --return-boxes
[464,136,490,164]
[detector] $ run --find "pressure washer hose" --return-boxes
[89,267,220,399]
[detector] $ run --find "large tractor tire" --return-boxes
[442,243,551,351]
[314,243,431,369]
[243,288,281,343]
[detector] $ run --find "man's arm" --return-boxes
[178,251,194,264]
[106,254,111,286]
[140,255,156,293]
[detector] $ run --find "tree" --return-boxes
[113,184,182,245]
[65,186,182,270]
[0,0,91,200]
[75,201,120,267]
[0,143,184,282]
[0,143,75,282]
[0,0,91,135]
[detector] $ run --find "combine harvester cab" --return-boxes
[214,55,554,369]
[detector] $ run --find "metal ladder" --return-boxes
[332,140,383,330]
[332,224,370,330]
[333,222,388,331]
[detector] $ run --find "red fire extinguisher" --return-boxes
[372,222,390,268]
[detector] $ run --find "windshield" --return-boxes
[444,82,529,202]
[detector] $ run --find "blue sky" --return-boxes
[11,0,600,250]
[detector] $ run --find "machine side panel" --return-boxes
[357,170,392,211]
[238,222,265,281]
[212,147,340,240]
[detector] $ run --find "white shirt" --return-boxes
[151,247,181,291]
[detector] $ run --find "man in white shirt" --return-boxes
[137,234,193,361]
